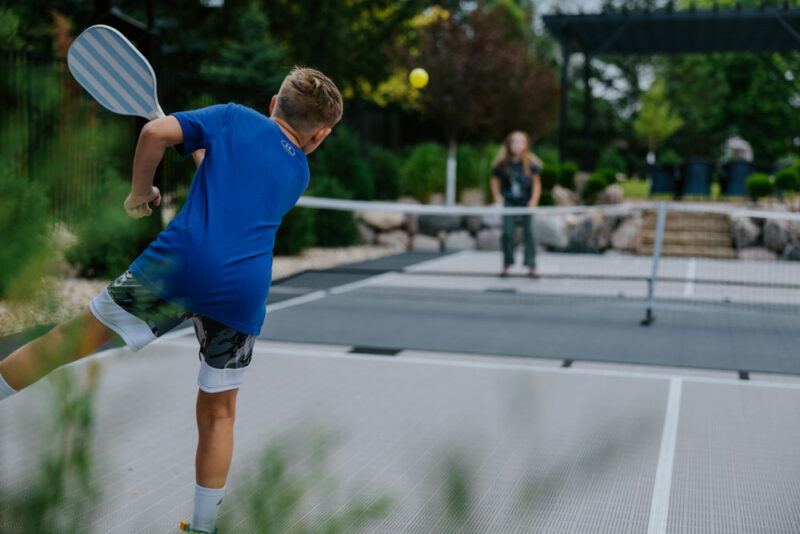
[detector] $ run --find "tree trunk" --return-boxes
[446,139,457,205]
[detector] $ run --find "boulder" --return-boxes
[476,228,502,251]
[574,171,591,197]
[376,229,409,249]
[481,209,503,229]
[443,230,476,251]
[739,247,778,261]
[465,215,484,234]
[730,215,761,249]
[611,216,643,251]
[597,183,624,205]
[782,243,800,261]
[428,193,445,205]
[358,223,375,245]
[593,214,619,251]
[460,188,484,206]
[398,197,421,235]
[418,214,463,236]
[764,219,790,253]
[568,214,597,252]
[552,185,579,206]
[533,215,569,250]
[411,234,441,252]
[360,210,405,231]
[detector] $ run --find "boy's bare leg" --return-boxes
[193,388,237,532]
[0,307,116,391]
[196,388,238,488]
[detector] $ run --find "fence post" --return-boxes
[25,46,35,182]
[642,201,667,326]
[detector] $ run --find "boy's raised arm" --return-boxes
[125,116,205,218]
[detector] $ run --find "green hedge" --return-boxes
[456,144,492,195]
[775,167,800,193]
[274,205,315,256]
[582,176,608,205]
[540,167,559,190]
[399,142,447,202]
[311,125,373,200]
[559,162,578,190]
[66,176,155,279]
[0,163,51,297]
[367,145,402,201]
[309,176,359,248]
[746,173,773,201]
[591,167,618,187]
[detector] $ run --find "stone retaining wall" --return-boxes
[356,207,800,261]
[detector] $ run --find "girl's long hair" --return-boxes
[491,131,544,175]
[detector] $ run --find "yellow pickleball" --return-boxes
[409,68,429,89]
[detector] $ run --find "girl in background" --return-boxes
[490,131,543,277]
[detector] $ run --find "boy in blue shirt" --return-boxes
[0,67,343,534]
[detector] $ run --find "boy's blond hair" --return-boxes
[273,67,343,134]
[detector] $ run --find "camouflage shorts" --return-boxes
[89,270,255,392]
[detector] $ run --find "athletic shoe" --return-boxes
[529,266,540,278]
[179,521,217,534]
[500,266,509,278]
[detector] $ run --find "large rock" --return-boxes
[418,214,463,236]
[398,197,421,235]
[481,210,503,229]
[411,234,441,252]
[443,230,476,251]
[593,215,619,251]
[597,184,624,205]
[360,210,405,231]
[552,185,579,206]
[376,229,409,249]
[533,215,569,250]
[428,193,445,205]
[764,219,790,253]
[611,216,643,251]
[568,213,599,252]
[460,188,484,206]
[739,247,778,261]
[476,228,502,251]
[358,223,375,245]
[788,220,800,243]
[782,243,800,261]
[465,215,484,234]
[731,215,761,249]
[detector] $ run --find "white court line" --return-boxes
[71,253,464,364]
[160,338,800,390]
[647,377,682,534]
[683,258,696,298]
[402,250,470,272]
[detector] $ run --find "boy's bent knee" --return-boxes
[196,388,238,422]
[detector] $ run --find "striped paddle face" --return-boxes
[67,25,165,121]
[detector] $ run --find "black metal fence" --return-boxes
[0,47,196,223]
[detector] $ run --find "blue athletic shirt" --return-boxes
[129,103,310,335]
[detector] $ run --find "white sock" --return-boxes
[192,483,225,533]
[0,372,18,401]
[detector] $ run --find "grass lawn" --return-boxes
[621,180,722,199]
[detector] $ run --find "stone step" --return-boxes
[636,244,738,259]
[642,212,731,232]
[642,218,731,233]
[640,230,733,247]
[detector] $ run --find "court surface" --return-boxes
[2,251,800,533]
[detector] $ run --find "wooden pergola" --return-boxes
[543,5,800,167]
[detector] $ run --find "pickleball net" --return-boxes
[286,196,800,320]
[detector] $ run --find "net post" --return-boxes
[642,201,667,326]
